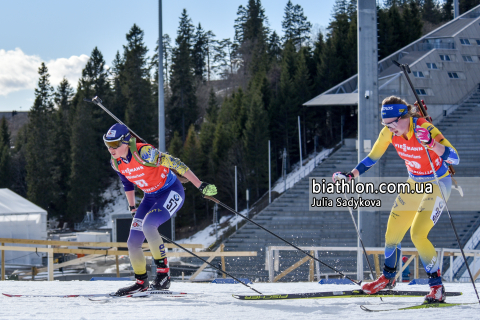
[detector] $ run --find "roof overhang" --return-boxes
[304,93,358,107]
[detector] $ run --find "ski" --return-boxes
[3,293,112,298]
[88,290,202,302]
[232,290,462,301]
[360,302,477,312]
[3,290,200,299]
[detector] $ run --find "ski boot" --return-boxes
[113,273,149,296]
[362,275,396,294]
[424,271,445,303]
[150,258,171,290]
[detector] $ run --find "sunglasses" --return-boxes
[381,116,401,129]
[103,134,126,149]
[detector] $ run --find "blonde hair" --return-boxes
[381,96,423,118]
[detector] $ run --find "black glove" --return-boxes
[129,205,136,217]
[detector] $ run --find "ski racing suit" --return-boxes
[354,117,459,281]
[111,140,188,275]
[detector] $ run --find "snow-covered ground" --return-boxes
[1,282,479,320]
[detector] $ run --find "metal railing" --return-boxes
[265,246,480,283]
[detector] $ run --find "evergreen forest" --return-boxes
[0,0,478,235]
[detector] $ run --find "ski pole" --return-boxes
[414,133,480,304]
[342,192,380,280]
[204,196,362,286]
[159,233,262,294]
[84,96,147,144]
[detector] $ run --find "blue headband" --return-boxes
[381,104,408,119]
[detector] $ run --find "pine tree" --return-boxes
[243,89,269,198]
[235,0,269,78]
[205,31,216,82]
[234,5,248,44]
[267,31,282,62]
[0,117,11,188]
[460,0,480,14]
[442,0,453,21]
[179,125,204,227]
[110,50,127,120]
[68,48,112,222]
[282,1,312,48]
[52,78,74,216]
[168,9,198,142]
[282,1,296,43]
[295,47,313,158]
[199,88,219,182]
[275,40,298,167]
[25,63,59,211]
[10,124,28,197]
[121,25,156,142]
[402,0,423,45]
[422,0,442,24]
[312,32,325,93]
[206,87,219,123]
[193,23,207,80]
[168,131,183,158]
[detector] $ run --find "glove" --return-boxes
[415,125,436,149]
[199,182,217,196]
[129,205,137,217]
[332,171,354,182]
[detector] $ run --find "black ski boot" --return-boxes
[150,258,171,290]
[113,273,149,296]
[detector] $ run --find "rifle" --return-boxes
[392,61,463,196]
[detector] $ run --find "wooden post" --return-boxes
[48,248,54,281]
[1,243,5,281]
[309,250,315,282]
[115,258,120,277]
[374,254,380,279]
[113,247,120,278]
[220,244,226,279]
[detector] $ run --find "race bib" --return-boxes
[430,196,445,225]
[163,191,183,215]
[131,218,143,231]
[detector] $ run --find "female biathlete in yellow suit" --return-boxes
[333,96,459,303]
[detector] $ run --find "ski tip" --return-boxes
[359,305,373,312]
[2,293,14,297]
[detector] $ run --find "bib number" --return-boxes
[133,179,148,187]
[164,191,183,215]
